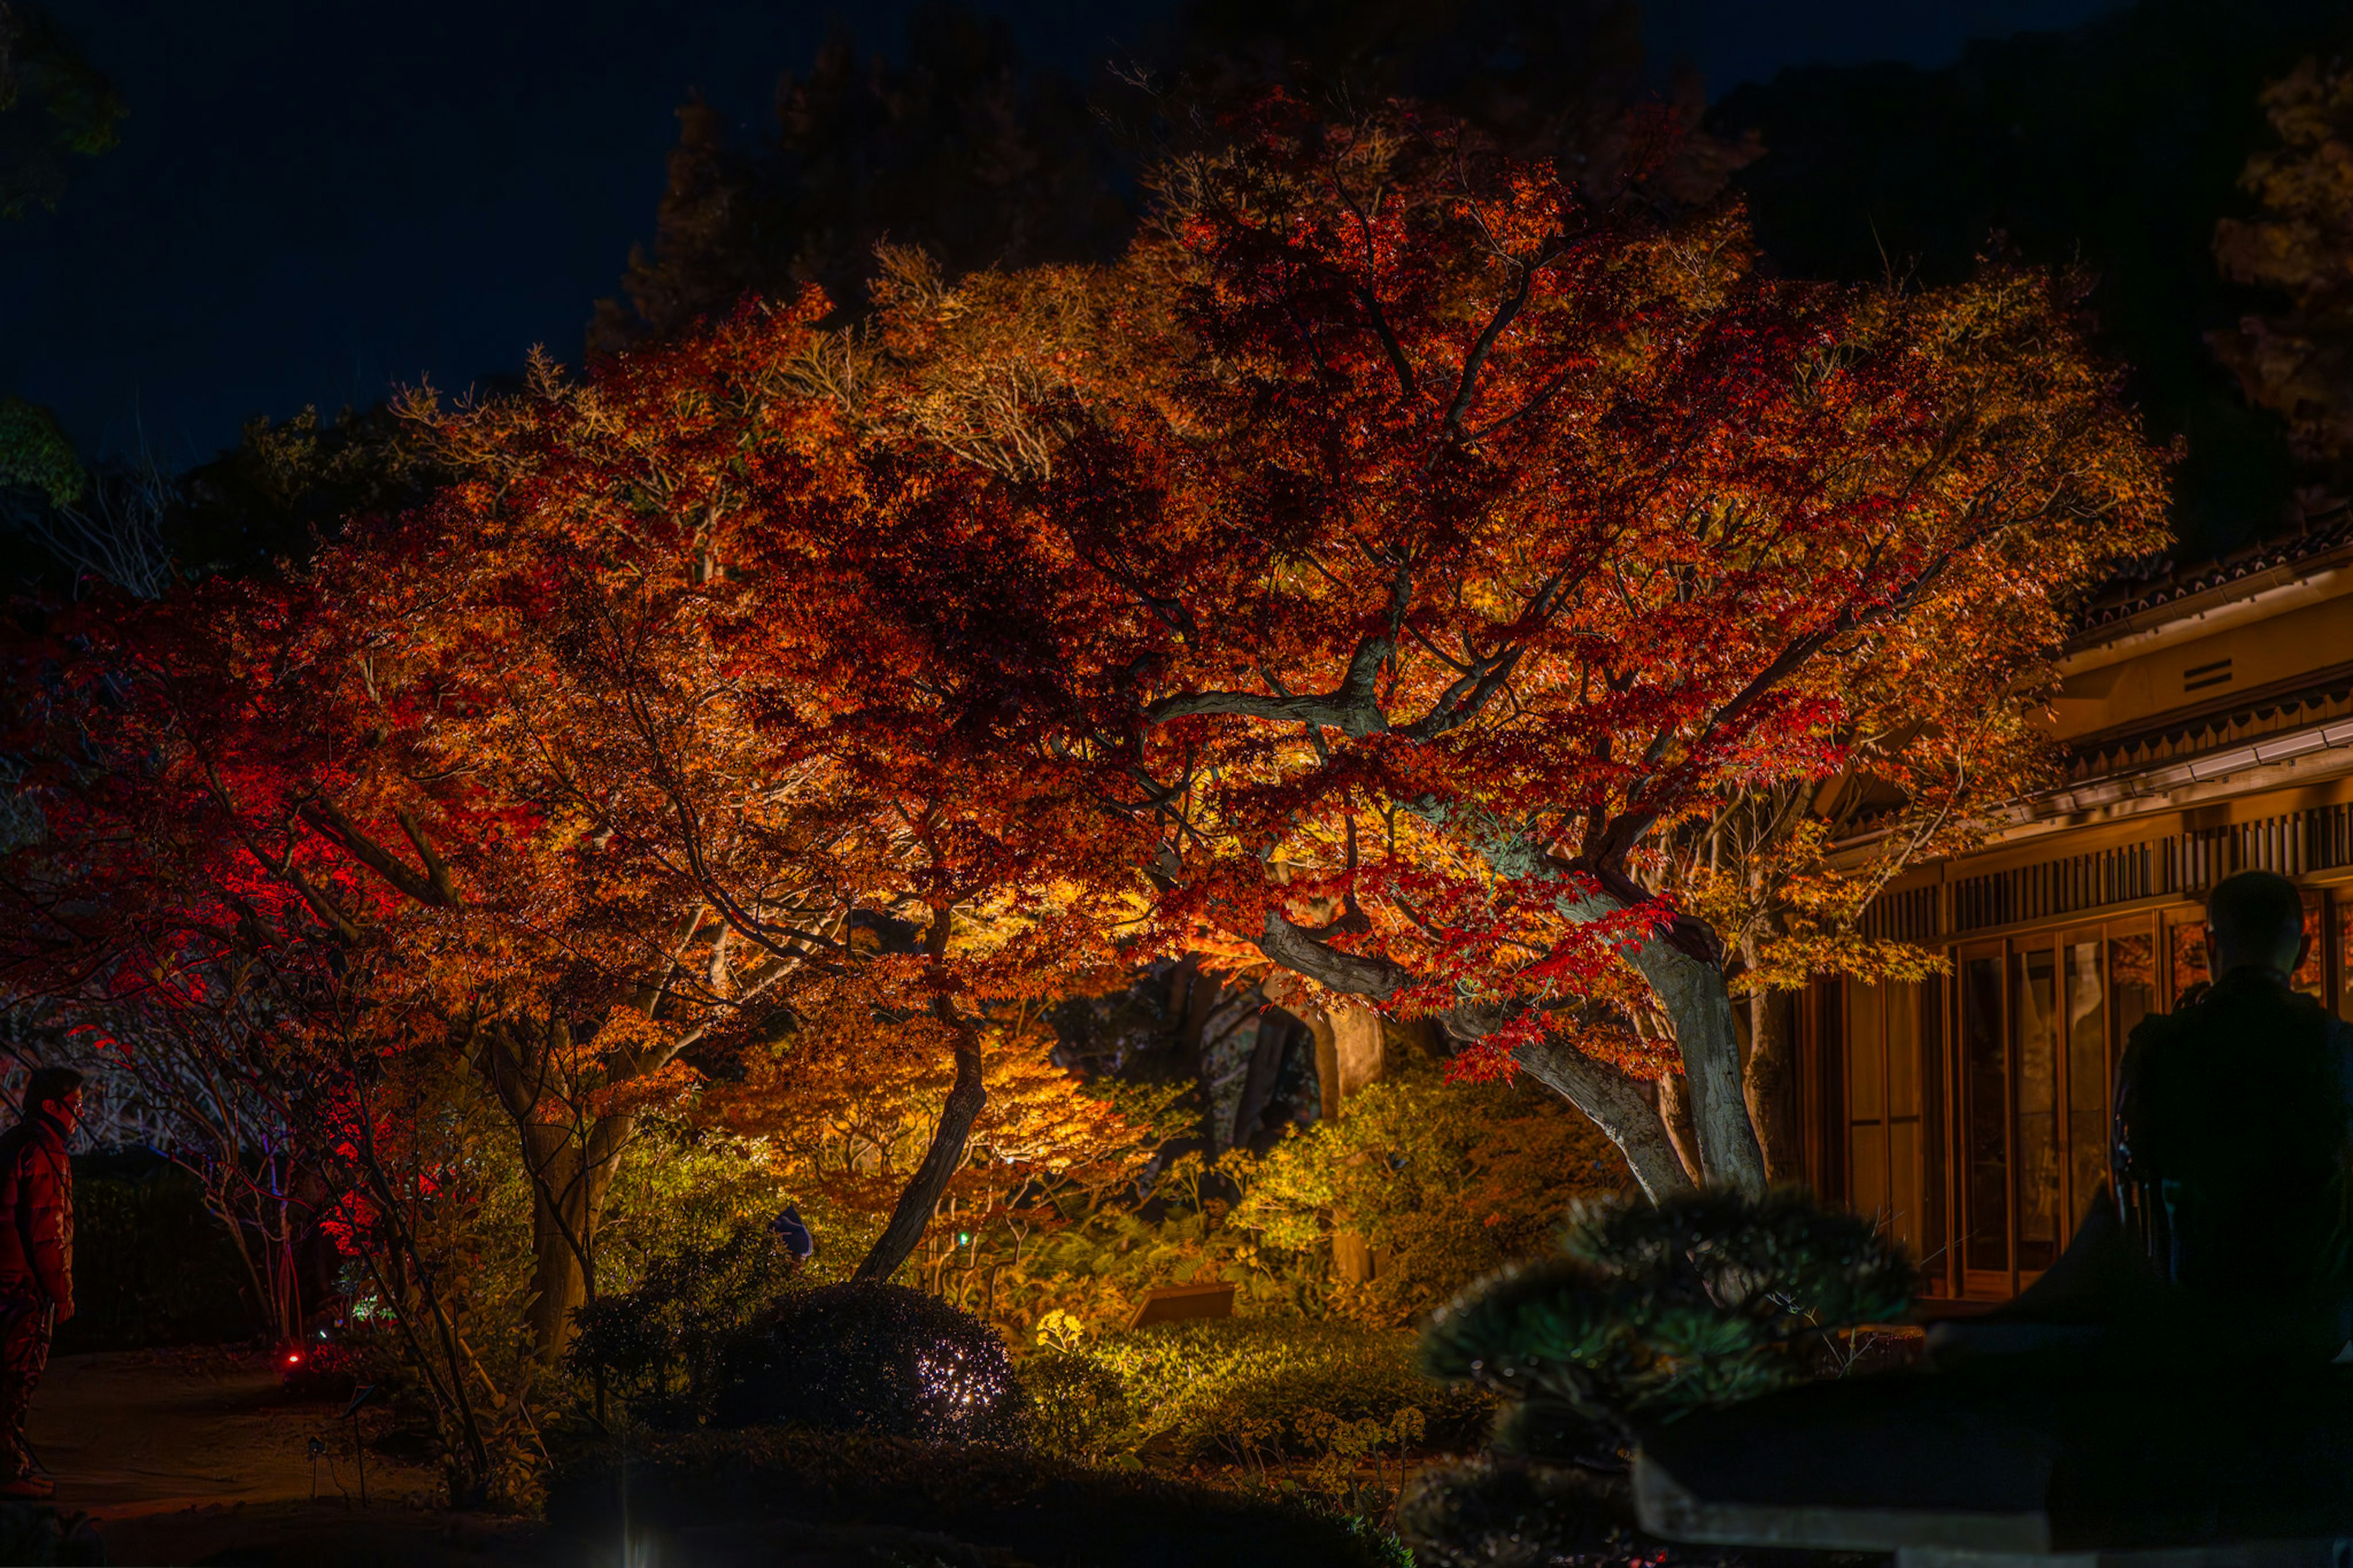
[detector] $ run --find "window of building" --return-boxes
[2296,896,2327,1003]
[2340,892,2353,1027]
[2170,896,2325,1002]
[2169,918,2207,999]
[1958,950,2006,1282]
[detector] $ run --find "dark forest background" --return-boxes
[7,0,2353,573]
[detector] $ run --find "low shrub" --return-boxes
[1020,1347,1131,1462]
[1237,1057,1630,1328]
[714,1279,1025,1444]
[1081,1318,1488,1463]
[546,1426,1409,1568]
[565,1219,801,1430]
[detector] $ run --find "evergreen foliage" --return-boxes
[588,6,1123,355]
[1712,0,2353,558]
[1420,1189,1913,1455]
[1078,1317,1487,1463]
[715,1279,1027,1444]
[1018,1346,1131,1461]
[564,1219,803,1430]
[2211,53,2353,493]
[169,403,453,575]
[0,2,125,219]
[1238,1055,1628,1327]
[0,396,81,510]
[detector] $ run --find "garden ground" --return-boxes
[26,1349,1170,1566]
[27,1349,536,1566]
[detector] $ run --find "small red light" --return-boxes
[286,1353,301,1365]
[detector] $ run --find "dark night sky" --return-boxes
[6,1,2123,468]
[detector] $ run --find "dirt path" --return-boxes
[21,1349,542,1565]
[31,1349,436,1517]
[16,1352,1044,1565]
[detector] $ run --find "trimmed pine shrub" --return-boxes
[1420,1187,1914,1457]
[714,1279,1025,1444]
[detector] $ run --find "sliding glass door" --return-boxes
[1950,917,2152,1297]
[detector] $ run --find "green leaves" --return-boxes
[0,395,82,508]
[1420,1187,1913,1453]
[0,3,126,219]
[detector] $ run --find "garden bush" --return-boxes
[58,1153,264,1351]
[1420,1187,1914,1458]
[1080,1317,1488,1463]
[714,1279,1025,1444]
[1019,1346,1132,1462]
[564,1219,801,1430]
[1237,1058,1629,1328]
[1404,1187,1912,1566]
[547,1426,1409,1568]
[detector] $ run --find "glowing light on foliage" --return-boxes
[1,91,2163,1317]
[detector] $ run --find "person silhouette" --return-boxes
[1931,871,2353,1369]
[0,1068,80,1499]
[2111,870,2353,1362]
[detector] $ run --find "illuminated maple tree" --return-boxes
[6,97,2165,1300]
[773,100,2167,1196]
[0,579,546,1496]
[702,994,1159,1312]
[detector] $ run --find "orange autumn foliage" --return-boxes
[4,96,2167,1285]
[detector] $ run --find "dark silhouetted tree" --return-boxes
[1110,0,1756,208]
[2211,54,2353,499]
[1711,0,2353,560]
[589,0,1757,358]
[0,1,124,219]
[588,7,1126,355]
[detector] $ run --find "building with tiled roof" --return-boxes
[1797,516,2353,1305]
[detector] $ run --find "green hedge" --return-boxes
[58,1154,262,1351]
[1078,1319,1491,1462]
[547,1428,1408,1568]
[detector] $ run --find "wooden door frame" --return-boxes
[1954,938,2014,1300]
[2007,934,2056,1297]
[2053,922,2110,1248]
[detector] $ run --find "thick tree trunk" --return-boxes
[1656,1071,1704,1189]
[854,1034,987,1282]
[525,1153,589,1357]
[1256,841,1772,1200]
[1627,938,1769,1195]
[1514,1034,1694,1200]
[520,1111,631,1358]
[1744,983,1802,1184]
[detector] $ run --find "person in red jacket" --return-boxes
[0,1069,78,1499]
